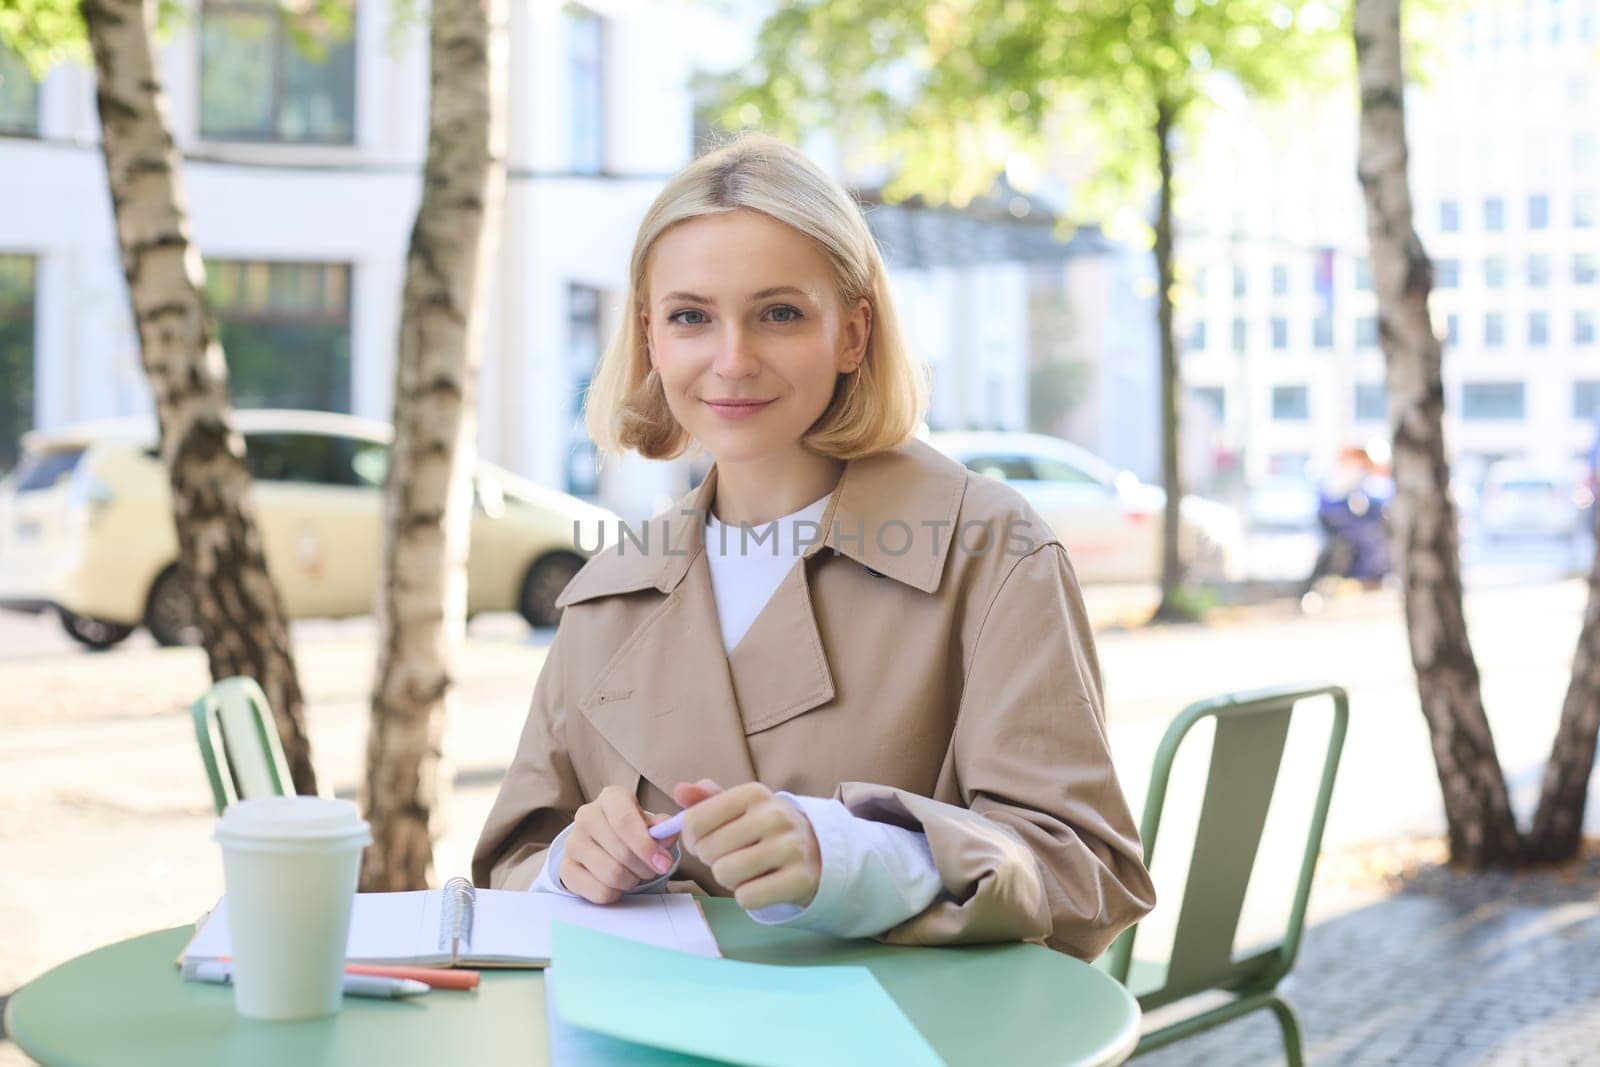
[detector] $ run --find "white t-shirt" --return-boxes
[532,486,943,938]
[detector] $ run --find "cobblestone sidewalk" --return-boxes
[1140,844,1600,1066]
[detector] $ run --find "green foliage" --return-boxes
[0,0,353,76]
[723,0,1350,229]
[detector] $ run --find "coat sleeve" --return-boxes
[837,542,1156,959]
[471,621,587,891]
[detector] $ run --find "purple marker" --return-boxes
[648,810,686,841]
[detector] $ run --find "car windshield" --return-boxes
[13,448,87,493]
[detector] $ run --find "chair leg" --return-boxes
[1266,994,1305,1067]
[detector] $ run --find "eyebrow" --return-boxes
[659,286,811,307]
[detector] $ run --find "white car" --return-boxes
[1478,460,1588,542]
[926,431,1241,584]
[0,410,619,649]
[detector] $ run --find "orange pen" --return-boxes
[214,956,480,991]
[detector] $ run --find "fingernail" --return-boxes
[651,852,672,874]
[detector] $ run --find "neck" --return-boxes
[710,449,844,526]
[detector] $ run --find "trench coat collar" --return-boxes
[555,436,969,608]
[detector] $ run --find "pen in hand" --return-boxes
[648,809,686,841]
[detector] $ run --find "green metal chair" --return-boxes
[190,676,293,813]
[1102,682,1349,1064]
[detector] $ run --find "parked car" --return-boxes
[0,410,618,649]
[926,431,1242,584]
[1478,460,1588,542]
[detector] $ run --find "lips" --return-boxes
[703,398,776,418]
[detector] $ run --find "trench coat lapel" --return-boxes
[725,556,836,735]
[573,513,760,796]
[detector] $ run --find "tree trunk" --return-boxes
[1151,98,1193,623]
[1525,525,1600,860]
[1353,0,1522,866]
[83,0,317,794]
[362,0,506,891]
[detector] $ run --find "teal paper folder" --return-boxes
[547,921,944,1067]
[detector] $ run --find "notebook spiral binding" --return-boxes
[440,875,476,960]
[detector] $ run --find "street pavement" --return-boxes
[1,554,1596,1064]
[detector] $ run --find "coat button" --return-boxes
[864,565,885,578]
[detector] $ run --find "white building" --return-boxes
[0,0,1092,519]
[1177,0,1600,494]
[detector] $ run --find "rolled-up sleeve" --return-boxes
[472,623,586,891]
[838,542,1156,959]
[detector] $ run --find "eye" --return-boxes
[766,305,803,323]
[668,309,708,326]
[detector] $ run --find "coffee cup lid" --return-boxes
[215,796,372,847]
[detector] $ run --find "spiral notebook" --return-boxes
[181,877,722,969]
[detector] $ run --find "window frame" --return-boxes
[197,0,358,146]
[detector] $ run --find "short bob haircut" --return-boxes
[584,132,929,461]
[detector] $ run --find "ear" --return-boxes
[839,296,871,372]
[640,308,655,370]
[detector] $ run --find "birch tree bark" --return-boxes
[1151,97,1192,622]
[1353,0,1521,865]
[82,0,317,794]
[361,0,506,891]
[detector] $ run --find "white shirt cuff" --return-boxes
[529,822,680,897]
[745,792,944,938]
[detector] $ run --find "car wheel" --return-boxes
[145,566,203,647]
[518,552,585,629]
[58,609,135,651]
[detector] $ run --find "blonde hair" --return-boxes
[584,132,929,460]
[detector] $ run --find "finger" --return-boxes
[567,836,641,892]
[693,807,775,866]
[681,783,764,848]
[559,857,621,905]
[644,810,681,845]
[587,814,660,882]
[711,837,791,892]
[600,791,674,876]
[733,865,810,912]
[672,778,724,808]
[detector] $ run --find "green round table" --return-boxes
[5,900,1139,1066]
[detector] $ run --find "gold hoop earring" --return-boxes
[842,365,863,410]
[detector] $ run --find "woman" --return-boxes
[472,133,1154,959]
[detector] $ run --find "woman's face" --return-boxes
[642,209,869,466]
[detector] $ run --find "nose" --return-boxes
[711,320,760,380]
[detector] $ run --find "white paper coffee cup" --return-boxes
[214,796,372,1021]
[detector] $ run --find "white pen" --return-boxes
[182,959,431,999]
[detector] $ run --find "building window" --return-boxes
[1485,312,1504,347]
[1190,387,1225,422]
[1356,315,1379,348]
[0,254,35,474]
[567,4,605,175]
[1354,383,1387,422]
[1434,258,1460,287]
[565,283,603,496]
[0,45,39,134]
[1484,256,1506,288]
[1445,313,1459,346]
[1528,194,1550,229]
[1231,317,1247,353]
[199,0,356,144]
[1527,254,1550,287]
[1577,134,1598,172]
[1313,314,1334,348]
[1271,385,1310,421]
[1271,264,1289,296]
[1577,311,1596,345]
[1461,381,1525,420]
[1440,200,1460,232]
[1187,320,1207,351]
[1576,380,1600,419]
[1483,196,1504,231]
[206,260,352,411]
[1270,317,1289,350]
[1355,257,1373,291]
[1576,253,1597,284]
[1577,194,1597,228]
[1529,311,1549,346]
[1232,265,1248,298]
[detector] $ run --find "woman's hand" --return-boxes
[558,785,678,905]
[673,779,822,911]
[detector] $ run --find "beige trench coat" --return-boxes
[472,438,1155,959]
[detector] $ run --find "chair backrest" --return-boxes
[191,676,293,813]
[1104,682,1348,1010]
